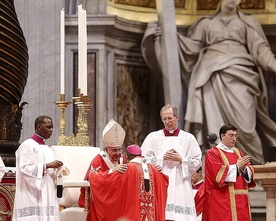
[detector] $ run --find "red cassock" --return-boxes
[200,147,256,221]
[87,161,168,221]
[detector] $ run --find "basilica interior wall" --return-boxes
[0,2,274,220]
[12,0,276,150]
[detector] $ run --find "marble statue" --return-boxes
[141,0,276,164]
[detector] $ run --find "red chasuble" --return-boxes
[203,147,255,221]
[87,161,168,221]
[78,154,110,208]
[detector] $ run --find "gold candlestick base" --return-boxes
[54,94,72,145]
[75,100,92,146]
[54,92,93,147]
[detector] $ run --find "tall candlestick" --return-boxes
[60,9,65,94]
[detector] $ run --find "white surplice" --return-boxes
[13,139,60,221]
[141,129,202,221]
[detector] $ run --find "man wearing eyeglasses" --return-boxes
[201,124,256,221]
[141,104,202,221]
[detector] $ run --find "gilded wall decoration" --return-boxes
[114,0,185,8]
[116,63,151,146]
[197,0,265,10]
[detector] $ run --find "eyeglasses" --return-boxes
[162,116,175,123]
[226,133,239,138]
[109,148,122,153]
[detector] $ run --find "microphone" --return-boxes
[207,133,218,146]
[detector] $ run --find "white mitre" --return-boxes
[102,119,125,147]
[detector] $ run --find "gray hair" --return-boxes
[160,104,179,119]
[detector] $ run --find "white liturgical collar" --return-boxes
[217,142,234,153]
[102,119,125,147]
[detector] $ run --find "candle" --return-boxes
[77,5,88,96]
[78,5,83,93]
[83,9,87,96]
[60,9,65,95]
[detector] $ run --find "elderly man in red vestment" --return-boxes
[87,144,169,221]
[78,119,128,219]
[200,124,256,221]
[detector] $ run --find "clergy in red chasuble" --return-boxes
[87,144,168,221]
[200,124,256,221]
